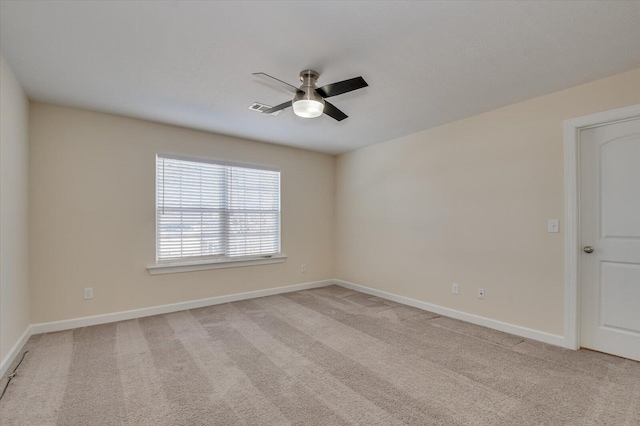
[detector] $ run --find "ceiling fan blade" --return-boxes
[262,100,292,114]
[316,76,368,98]
[323,101,348,121]
[253,72,301,94]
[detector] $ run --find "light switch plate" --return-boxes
[548,219,559,233]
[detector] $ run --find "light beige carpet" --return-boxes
[1,285,639,425]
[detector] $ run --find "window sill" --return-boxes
[147,254,287,275]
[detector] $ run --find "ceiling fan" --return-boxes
[253,70,368,121]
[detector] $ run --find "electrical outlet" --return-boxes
[84,287,94,300]
[451,283,459,295]
[477,288,485,299]
[301,264,307,273]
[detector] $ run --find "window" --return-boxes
[155,153,281,266]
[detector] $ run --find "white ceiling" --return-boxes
[1,1,639,154]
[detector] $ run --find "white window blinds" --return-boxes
[156,154,281,263]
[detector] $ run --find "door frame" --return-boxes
[563,103,640,350]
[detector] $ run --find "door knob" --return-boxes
[583,246,594,254]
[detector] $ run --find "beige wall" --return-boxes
[22,67,640,335]
[0,56,31,360]
[335,68,640,336]
[29,104,335,324]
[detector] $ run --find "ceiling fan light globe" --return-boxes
[293,99,324,118]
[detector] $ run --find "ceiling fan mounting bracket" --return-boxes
[299,70,320,85]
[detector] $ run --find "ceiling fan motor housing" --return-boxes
[293,70,325,118]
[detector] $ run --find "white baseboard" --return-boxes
[12,278,565,371]
[31,279,333,335]
[333,279,565,348]
[0,325,32,378]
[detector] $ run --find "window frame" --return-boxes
[148,152,286,275]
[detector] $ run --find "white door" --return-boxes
[579,116,640,361]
